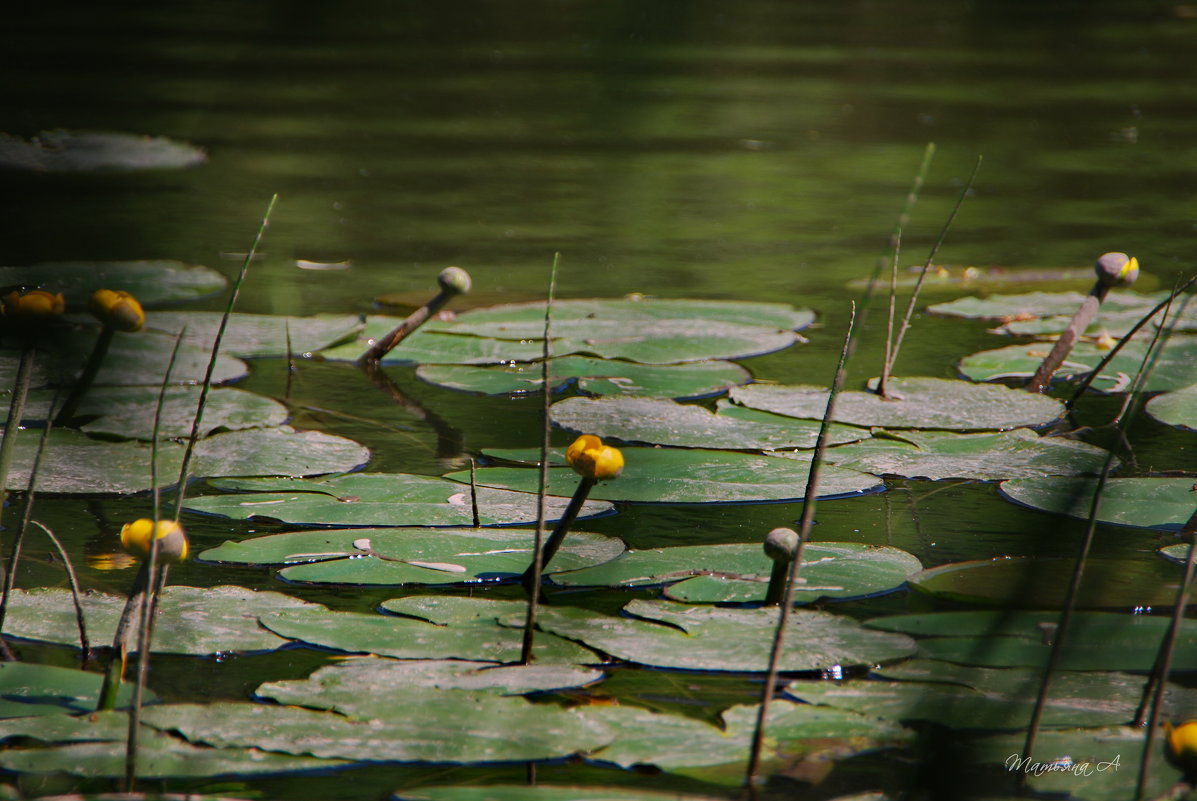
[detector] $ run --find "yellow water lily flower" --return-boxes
[1166,719,1197,774]
[2,289,65,318]
[119,519,189,562]
[89,288,145,332]
[566,434,624,481]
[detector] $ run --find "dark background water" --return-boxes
[3,2,1197,798]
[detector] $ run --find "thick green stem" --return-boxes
[55,326,115,426]
[0,340,35,512]
[96,561,150,712]
[520,476,594,597]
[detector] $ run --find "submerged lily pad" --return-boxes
[730,377,1064,431]
[198,527,624,585]
[0,130,206,172]
[1145,383,1197,431]
[815,428,1112,480]
[550,396,868,450]
[147,311,363,358]
[185,473,613,526]
[0,260,226,307]
[909,557,1184,609]
[0,662,146,717]
[1,426,370,493]
[999,476,1197,530]
[959,336,1197,393]
[417,356,750,399]
[456,447,882,504]
[866,610,1197,670]
[523,599,916,672]
[552,542,920,605]
[0,586,322,655]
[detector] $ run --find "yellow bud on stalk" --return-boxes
[89,289,145,332]
[566,434,624,481]
[2,289,66,319]
[120,519,189,562]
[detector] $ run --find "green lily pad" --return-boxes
[147,311,363,359]
[730,377,1064,431]
[866,610,1197,670]
[552,542,920,605]
[0,711,346,778]
[261,596,597,663]
[0,260,226,307]
[959,336,1197,393]
[1,426,370,493]
[256,657,603,708]
[908,557,1184,609]
[184,473,613,526]
[0,130,206,172]
[450,297,814,332]
[999,476,1197,530]
[814,428,1112,480]
[789,659,1184,729]
[198,527,624,585]
[1145,383,1197,431]
[455,447,882,504]
[417,356,750,400]
[0,662,147,717]
[1,586,322,655]
[396,787,730,801]
[522,599,916,672]
[928,290,1161,322]
[549,396,868,450]
[318,317,544,365]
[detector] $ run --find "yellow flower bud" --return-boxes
[89,289,145,332]
[565,434,624,481]
[120,519,189,562]
[1166,720,1197,774]
[2,289,65,318]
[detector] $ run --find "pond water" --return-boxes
[4,1,1197,799]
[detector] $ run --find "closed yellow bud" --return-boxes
[1166,720,1197,774]
[120,519,189,562]
[89,289,145,332]
[2,289,65,318]
[565,434,624,481]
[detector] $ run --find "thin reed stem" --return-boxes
[30,520,88,660]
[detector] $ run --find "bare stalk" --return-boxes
[358,266,471,365]
[29,521,88,660]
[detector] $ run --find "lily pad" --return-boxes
[998,476,1197,530]
[198,526,624,585]
[184,473,613,526]
[417,356,750,400]
[866,610,1197,671]
[549,396,868,450]
[455,447,882,504]
[318,318,544,365]
[0,662,147,717]
[1,426,370,493]
[522,599,916,672]
[0,586,323,655]
[814,428,1113,481]
[0,260,226,307]
[260,600,596,663]
[147,311,363,358]
[730,377,1064,431]
[908,557,1184,609]
[256,656,603,708]
[1145,383,1197,431]
[928,290,1161,323]
[0,130,206,172]
[552,542,920,605]
[959,336,1197,393]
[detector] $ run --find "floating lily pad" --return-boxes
[789,659,1184,728]
[999,476,1197,530]
[417,356,750,400]
[147,311,363,359]
[815,428,1112,480]
[928,290,1161,323]
[1145,383,1197,431]
[261,601,595,663]
[185,473,613,526]
[846,265,1107,293]
[449,297,814,332]
[552,542,920,605]
[0,662,147,717]
[730,377,1064,431]
[1,426,370,493]
[959,336,1197,393]
[256,656,603,708]
[522,599,916,672]
[198,527,624,585]
[0,130,206,172]
[0,586,323,655]
[549,396,868,450]
[318,317,544,365]
[866,610,1197,670]
[908,557,1184,609]
[456,447,882,504]
[0,260,226,307]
